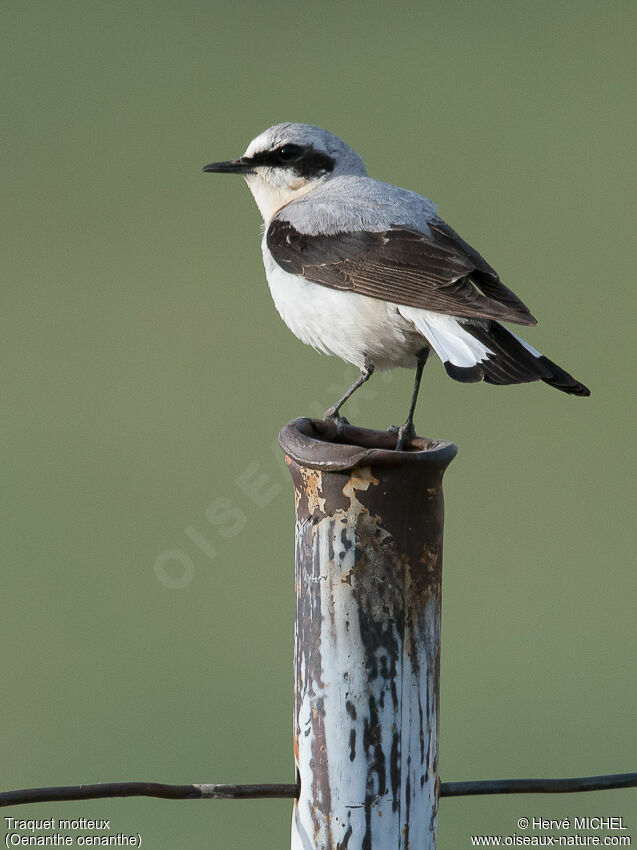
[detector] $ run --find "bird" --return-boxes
[203,123,590,449]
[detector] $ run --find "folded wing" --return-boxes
[267,217,537,326]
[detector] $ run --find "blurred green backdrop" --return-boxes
[2,1,635,847]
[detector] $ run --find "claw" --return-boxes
[323,412,351,441]
[394,421,416,451]
[324,410,350,426]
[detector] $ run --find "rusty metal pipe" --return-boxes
[279,418,457,850]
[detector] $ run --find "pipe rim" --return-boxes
[279,418,458,472]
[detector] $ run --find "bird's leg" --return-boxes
[393,349,430,450]
[324,361,375,424]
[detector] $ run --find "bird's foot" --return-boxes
[323,410,350,438]
[390,421,416,451]
[323,406,350,424]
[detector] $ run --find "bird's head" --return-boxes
[203,122,367,221]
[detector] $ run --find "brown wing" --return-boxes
[267,218,537,326]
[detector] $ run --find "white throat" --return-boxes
[244,173,318,222]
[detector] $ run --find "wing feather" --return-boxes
[267,218,537,326]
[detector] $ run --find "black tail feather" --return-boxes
[459,320,591,397]
[537,355,591,397]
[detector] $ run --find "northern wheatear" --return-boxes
[204,123,589,448]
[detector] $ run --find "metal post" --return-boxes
[279,418,457,850]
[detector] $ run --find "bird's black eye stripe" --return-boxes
[294,150,335,177]
[246,144,335,177]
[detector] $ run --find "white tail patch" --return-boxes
[398,308,492,367]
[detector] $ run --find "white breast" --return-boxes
[262,240,424,371]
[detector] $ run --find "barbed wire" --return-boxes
[1,773,635,808]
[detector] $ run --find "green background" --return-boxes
[2,1,635,847]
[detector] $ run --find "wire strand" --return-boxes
[1,773,635,808]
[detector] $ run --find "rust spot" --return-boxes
[412,544,443,596]
[301,467,326,515]
[343,466,379,499]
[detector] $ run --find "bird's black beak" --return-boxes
[202,158,253,175]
